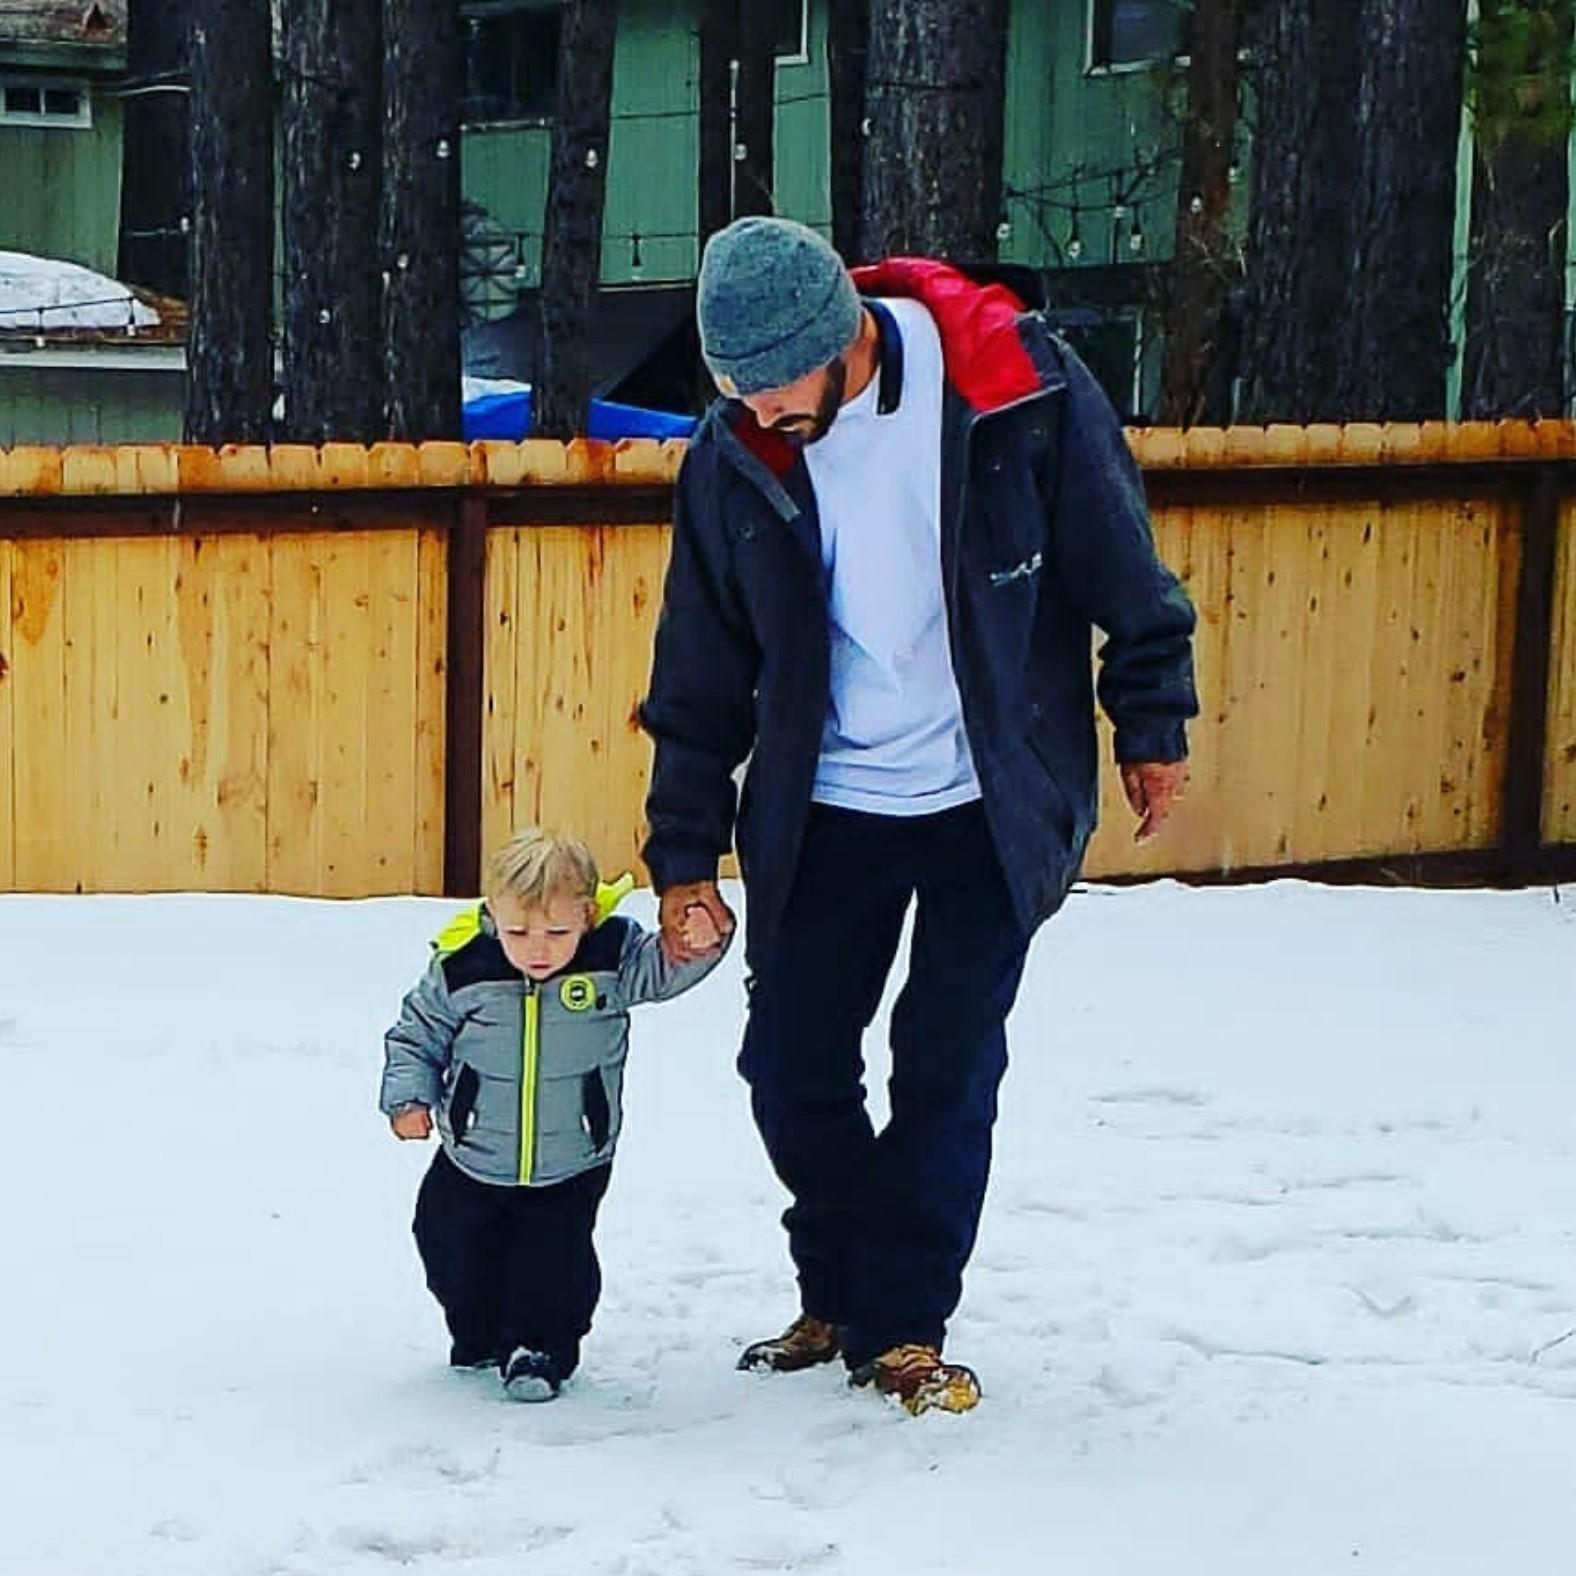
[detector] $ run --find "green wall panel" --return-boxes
[0,364,183,445]
[462,122,552,282]
[602,0,699,284]
[0,85,123,274]
[463,0,702,289]
[772,0,830,234]
[1002,2,1181,270]
[460,0,835,288]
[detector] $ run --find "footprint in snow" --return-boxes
[1091,1086,1210,1108]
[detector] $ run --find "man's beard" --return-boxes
[772,356,847,447]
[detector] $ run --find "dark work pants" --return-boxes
[413,1148,612,1374]
[737,802,1031,1370]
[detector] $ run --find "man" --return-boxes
[639,216,1197,1416]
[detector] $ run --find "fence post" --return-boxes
[443,493,487,896]
[1502,464,1561,884]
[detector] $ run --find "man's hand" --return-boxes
[659,880,735,963]
[1120,760,1188,844]
[682,904,723,953]
[389,1105,433,1141]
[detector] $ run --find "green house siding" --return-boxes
[462,122,551,285]
[463,0,702,291]
[1003,4,1181,272]
[0,361,183,445]
[0,1,1511,432]
[771,0,830,235]
[461,0,836,292]
[0,81,123,274]
[2,3,1189,302]
[602,0,700,282]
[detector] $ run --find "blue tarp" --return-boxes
[463,388,696,443]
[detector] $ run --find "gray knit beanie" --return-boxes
[696,217,861,396]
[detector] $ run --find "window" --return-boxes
[1089,0,1186,71]
[766,0,808,63]
[462,3,562,125]
[0,78,91,129]
[1048,307,1145,420]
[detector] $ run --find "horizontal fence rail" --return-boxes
[0,424,1573,897]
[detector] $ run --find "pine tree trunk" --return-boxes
[382,0,462,441]
[860,0,1008,261]
[732,3,776,217]
[1236,0,1358,423]
[1158,0,1243,427]
[1462,0,1572,418]
[827,0,870,262]
[1335,0,1467,420]
[118,0,191,299]
[536,0,617,439]
[697,0,738,247]
[281,0,383,442]
[185,0,273,443]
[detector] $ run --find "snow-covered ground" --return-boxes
[3,880,1573,1574]
[0,251,160,332]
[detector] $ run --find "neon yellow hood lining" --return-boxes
[433,872,636,958]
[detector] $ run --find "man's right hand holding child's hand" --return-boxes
[681,903,723,954]
[658,880,735,963]
[390,1104,433,1140]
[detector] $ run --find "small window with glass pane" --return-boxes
[0,78,91,128]
[1089,0,1186,70]
[462,2,563,125]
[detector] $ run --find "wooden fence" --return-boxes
[0,424,1572,897]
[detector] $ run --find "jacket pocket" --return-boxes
[1024,727,1082,850]
[581,1070,612,1152]
[447,1062,481,1143]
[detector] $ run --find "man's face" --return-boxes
[740,354,848,446]
[491,889,593,981]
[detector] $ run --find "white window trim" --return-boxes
[775,0,810,66]
[0,76,93,130]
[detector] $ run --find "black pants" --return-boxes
[738,801,1031,1370]
[413,1148,612,1374]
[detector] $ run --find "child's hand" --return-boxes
[659,881,734,962]
[390,1105,433,1141]
[681,902,723,954]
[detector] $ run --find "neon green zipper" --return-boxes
[519,986,541,1183]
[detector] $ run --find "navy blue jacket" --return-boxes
[640,259,1198,971]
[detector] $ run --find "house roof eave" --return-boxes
[0,39,127,73]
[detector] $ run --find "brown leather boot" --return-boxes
[849,1343,981,1415]
[736,1313,842,1373]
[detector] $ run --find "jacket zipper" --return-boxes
[519,985,540,1184]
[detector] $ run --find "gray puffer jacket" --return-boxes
[380,892,724,1187]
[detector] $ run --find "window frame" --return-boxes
[773,0,810,66]
[1085,0,1187,76]
[0,76,93,130]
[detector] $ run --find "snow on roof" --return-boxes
[0,1,123,49]
[0,250,159,334]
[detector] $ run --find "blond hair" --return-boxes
[485,826,598,910]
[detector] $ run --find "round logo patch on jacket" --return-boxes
[559,974,597,1012]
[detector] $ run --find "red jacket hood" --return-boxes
[851,258,1043,412]
[726,258,1044,476]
